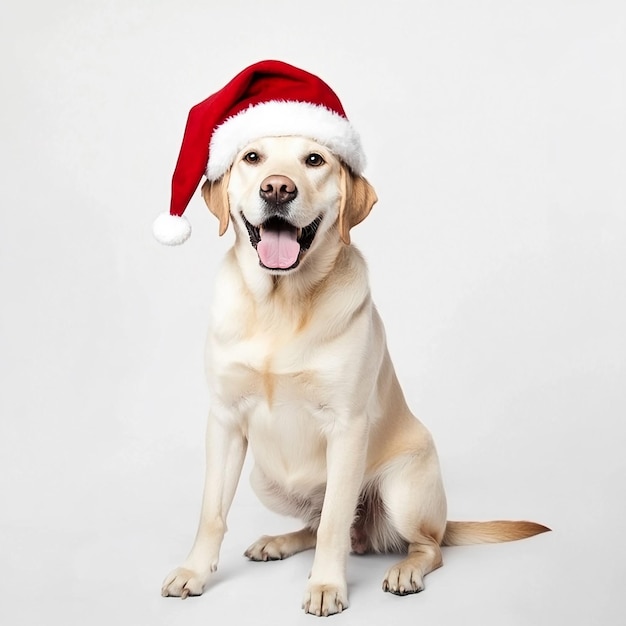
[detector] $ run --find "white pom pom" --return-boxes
[152,213,192,245]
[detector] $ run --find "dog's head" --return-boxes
[202,136,377,274]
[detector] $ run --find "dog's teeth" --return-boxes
[297,228,302,238]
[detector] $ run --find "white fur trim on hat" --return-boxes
[206,100,366,181]
[152,212,192,245]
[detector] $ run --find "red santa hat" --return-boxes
[153,59,366,245]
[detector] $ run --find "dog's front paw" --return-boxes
[302,581,348,616]
[161,567,211,599]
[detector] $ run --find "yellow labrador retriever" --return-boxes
[161,135,549,615]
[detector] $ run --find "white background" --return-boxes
[1,1,624,624]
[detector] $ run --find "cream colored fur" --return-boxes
[161,136,549,616]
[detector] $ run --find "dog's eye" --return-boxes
[306,153,325,167]
[243,151,261,164]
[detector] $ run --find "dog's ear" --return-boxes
[201,172,230,236]
[338,165,378,245]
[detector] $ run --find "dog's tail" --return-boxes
[441,520,550,546]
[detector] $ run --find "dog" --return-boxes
[160,134,549,616]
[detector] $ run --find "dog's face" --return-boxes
[229,136,342,273]
[202,136,378,274]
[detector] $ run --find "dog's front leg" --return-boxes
[302,416,368,616]
[162,411,247,598]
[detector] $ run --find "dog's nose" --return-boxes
[259,175,298,205]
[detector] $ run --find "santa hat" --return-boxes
[153,59,366,245]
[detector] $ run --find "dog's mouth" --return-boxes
[242,214,322,271]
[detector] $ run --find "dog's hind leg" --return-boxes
[378,448,448,595]
[245,465,322,561]
[382,536,443,595]
[245,527,317,561]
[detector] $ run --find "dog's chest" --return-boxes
[211,330,332,416]
[210,331,333,486]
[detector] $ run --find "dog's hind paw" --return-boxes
[382,560,425,596]
[245,528,316,561]
[244,535,289,561]
[161,567,210,598]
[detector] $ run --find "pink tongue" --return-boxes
[257,228,300,269]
